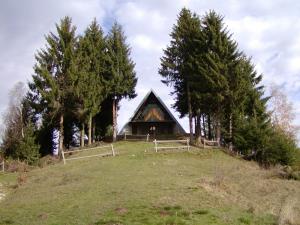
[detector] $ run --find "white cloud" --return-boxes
[131,34,163,51]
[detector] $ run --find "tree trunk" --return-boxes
[229,113,233,151]
[208,114,212,140]
[187,84,193,143]
[202,115,206,139]
[59,114,64,156]
[112,98,117,142]
[20,107,24,138]
[81,122,85,148]
[195,111,201,144]
[88,114,92,145]
[194,117,197,137]
[92,117,96,143]
[216,112,221,147]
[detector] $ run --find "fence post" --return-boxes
[203,139,206,149]
[146,134,149,142]
[187,138,190,151]
[154,139,158,152]
[62,150,66,165]
[1,160,4,173]
[124,132,127,141]
[111,144,115,156]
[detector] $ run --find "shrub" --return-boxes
[257,128,298,167]
[15,123,40,165]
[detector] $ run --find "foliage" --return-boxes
[160,8,299,167]
[106,22,137,141]
[1,82,27,159]
[29,16,77,153]
[14,123,40,165]
[159,8,201,141]
[257,128,298,166]
[106,23,137,101]
[74,19,108,145]
[26,17,137,152]
[269,84,299,140]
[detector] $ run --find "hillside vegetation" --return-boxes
[0,141,299,225]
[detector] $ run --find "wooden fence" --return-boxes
[153,139,190,152]
[124,133,150,142]
[203,139,219,148]
[62,144,115,165]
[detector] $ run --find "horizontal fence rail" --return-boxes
[203,139,219,148]
[62,144,115,165]
[153,139,190,152]
[124,133,150,142]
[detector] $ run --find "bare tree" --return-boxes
[1,82,27,156]
[269,83,299,139]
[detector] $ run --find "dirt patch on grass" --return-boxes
[115,207,128,215]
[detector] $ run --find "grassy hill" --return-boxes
[0,141,299,225]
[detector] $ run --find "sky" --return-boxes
[0,0,300,143]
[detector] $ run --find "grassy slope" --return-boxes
[0,141,299,225]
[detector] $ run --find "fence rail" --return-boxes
[153,139,190,152]
[62,144,115,165]
[203,139,219,148]
[124,133,150,142]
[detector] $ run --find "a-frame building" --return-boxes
[120,90,185,136]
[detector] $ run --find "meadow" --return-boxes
[0,141,299,225]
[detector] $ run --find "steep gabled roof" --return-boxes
[119,89,186,134]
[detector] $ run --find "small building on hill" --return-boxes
[120,90,185,136]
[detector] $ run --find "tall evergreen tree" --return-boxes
[159,8,201,142]
[233,56,271,155]
[29,17,77,155]
[197,11,237,146]
[106,22,137,142]
[74,19,107,146]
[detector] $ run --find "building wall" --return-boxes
[131,122,174,135]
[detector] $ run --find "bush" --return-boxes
[257,128,298,167]
[235,119,298,167]
[15,123,40,165]
[292,149,300,171]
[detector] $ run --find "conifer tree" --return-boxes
[74,19,107,146]
[106,23,137,142]
[159,8,201,142]
[29,17,77,155]
[233,57,271,155]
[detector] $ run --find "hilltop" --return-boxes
[0,141,299,225]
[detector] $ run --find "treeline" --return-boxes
[1,17,137,163]
[160,8,298,166]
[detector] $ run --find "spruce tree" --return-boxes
[106,23,137,142]
[159,8,201,142]
[233,57,271,155]
[29,17,77,155]
[74,19,107,146]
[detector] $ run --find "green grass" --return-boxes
[0,141,299,225]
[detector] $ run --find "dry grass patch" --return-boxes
[197,159,300,222]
